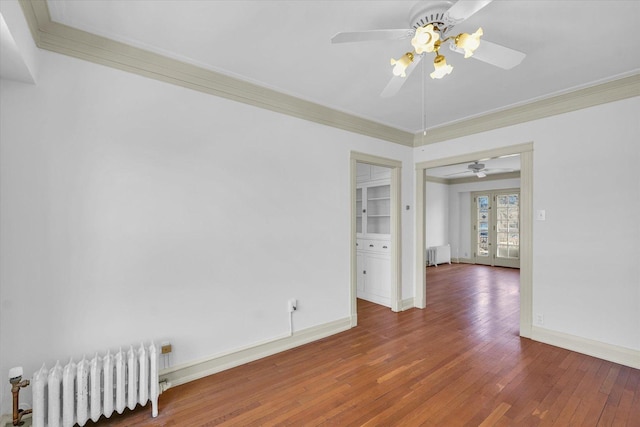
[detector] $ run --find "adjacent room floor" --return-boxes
[87,264,639,426]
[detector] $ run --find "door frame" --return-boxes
[350,152,402,326]
[415,142,533,338]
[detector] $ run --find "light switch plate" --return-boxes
[536,209,546,221]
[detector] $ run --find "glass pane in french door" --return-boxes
[476,195,490,258]
[495,193,519,260]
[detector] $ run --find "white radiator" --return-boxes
[426,244,452,266]
[31,342,159,427]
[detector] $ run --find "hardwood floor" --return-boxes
[91,264,639,426]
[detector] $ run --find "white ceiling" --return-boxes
[38,1,640,133]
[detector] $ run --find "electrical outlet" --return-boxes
[161,343,172,354]
[288,298,297,313]
[535,314,544,325]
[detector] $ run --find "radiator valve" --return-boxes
[9,367,32,426]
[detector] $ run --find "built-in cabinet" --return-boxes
[356,163,391,307]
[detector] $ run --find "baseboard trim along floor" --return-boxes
[159,317,352,388]
[531,326,640,370]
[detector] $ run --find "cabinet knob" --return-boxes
[363,209,366,213]
[363,270,366,274]
[369,244,374,247]
[383,245,388,249]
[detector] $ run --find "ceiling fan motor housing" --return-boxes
[409,1,456,35]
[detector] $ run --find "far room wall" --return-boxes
[424,181,449,248]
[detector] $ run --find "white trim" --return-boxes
[416,142,533,337]
[414,166,426,309]
[0,412,32,426]
[519,150,533,338]
[531,326,640,370]
[159,317,352,388]
[0,414,13,426]
[400,298,415,311]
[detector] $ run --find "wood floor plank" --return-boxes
[83,264,639,426]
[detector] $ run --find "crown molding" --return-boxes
[18,0,414,147]
[18,1,638,149]
[414,73,640,146]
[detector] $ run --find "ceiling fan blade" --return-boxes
[485,168,516,173]
[380,54,423,98]
[331,29,414,44]
[444,0,493,24]
[445,170,473,177]
[450,39,525,69]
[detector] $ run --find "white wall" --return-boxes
[415,96,640,353]
[0,49,415,414]
[447,178,520,260]
[424,181,449,248]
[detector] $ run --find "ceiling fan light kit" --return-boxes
[399,24,482,80]
[331,0,526,97]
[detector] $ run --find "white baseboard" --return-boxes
[159,317,352,388]
[400,298,415,311]
[456,258,474,264]
[531,326,640,369]
[1,413,32,427]
[0,414,11,427]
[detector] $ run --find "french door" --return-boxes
[472,189,520,268]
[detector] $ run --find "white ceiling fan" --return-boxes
[331,0,526,97]
[446,161,514,179]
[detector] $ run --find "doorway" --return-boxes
[415,142,533,338]
[350,152,402,326]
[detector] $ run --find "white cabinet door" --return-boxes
[365,253,391,300]
[357,251,391,307]
[357,183,391,238]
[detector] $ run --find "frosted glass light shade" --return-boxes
[430,55,453,79]
[455,27,483,58]
[390,52,414,77]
